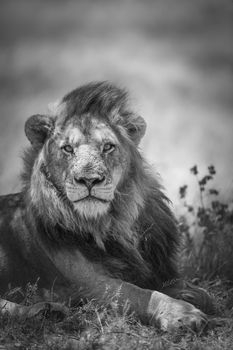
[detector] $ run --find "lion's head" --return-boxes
[22,82,149,238]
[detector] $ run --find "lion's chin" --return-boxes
[73,198,110,219]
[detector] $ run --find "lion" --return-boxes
[0,81,214,331]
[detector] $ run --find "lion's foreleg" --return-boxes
[65,277,208,332]
[0,298,68,320]
[69,278,152,322]
[51,249,208,331]
[0,298,28,317]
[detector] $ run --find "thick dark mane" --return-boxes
[63,81,128,117]
[21,152,179,291]
[21,145,41,187]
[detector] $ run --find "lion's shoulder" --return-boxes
[0,192,24,212]
[0,192,26,245]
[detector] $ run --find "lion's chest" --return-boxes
[49,249,106,286]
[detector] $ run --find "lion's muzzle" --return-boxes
[66,174,114,203]
[73,174,106,191]
[65,173,114,217]
[65,162,115,217]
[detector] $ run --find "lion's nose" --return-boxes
[74,175,105,190]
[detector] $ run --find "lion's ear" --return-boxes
[25,114,54,145]
[126,115,147,145]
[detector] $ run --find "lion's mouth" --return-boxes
[72,194,111,218]
[65,182,114,205]
[73,195,109,204]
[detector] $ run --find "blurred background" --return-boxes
[0,0,233,209]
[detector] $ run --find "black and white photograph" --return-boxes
[0,0,233,349]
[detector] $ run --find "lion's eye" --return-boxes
[62,145,74,154]
[103,143,115,153]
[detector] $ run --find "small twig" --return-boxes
[95,309,104,334]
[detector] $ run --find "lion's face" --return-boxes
[24,82,146,225]
[45,116,127,218]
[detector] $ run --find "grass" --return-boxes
[0,280,233,349]
[179,165,233,282]
[0,166,233,349]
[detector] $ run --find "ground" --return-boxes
[0,280,233,350]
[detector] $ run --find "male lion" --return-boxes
[0,82,213,331]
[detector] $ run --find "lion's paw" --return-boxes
[26,302,69,321]
[148,291,208,332]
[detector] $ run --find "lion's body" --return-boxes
[0,193,60,294]
[0,82,213,330]
[0,184,177,295]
